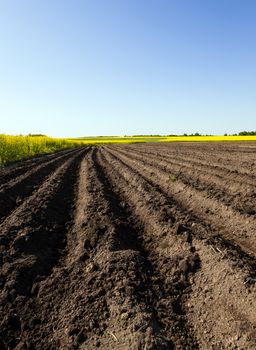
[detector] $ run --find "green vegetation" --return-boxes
[238,131,256,136]
[169,174,177,182]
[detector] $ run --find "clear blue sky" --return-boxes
[0,0,255,137]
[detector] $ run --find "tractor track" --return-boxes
[0,142,255,349]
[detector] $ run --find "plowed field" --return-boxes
[0,142,256,349]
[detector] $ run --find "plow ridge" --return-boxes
[0,148,78,187]
[0,142,255,349]
[0,148,85,224]
[119,143,256,182]
[106,147,256,258]
[112,145,256,215]
[103,148,256,284]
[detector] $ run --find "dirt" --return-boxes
[0,142,255,349]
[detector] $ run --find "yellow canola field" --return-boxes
[0,135,84,166]
[71,135,256,144]
[1,134,255,166]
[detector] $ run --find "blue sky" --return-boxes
[0,0,255,137]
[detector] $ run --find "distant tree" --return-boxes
[190,132,201,136]
[238,131,256,136]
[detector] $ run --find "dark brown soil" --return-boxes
[0,142,255,349]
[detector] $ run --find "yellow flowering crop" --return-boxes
[1,134,255,167]
[0,135,84,166]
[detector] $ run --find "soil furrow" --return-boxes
[97,148,202,349]
[101,147,256,349]
[106,147,256,259]
[127,143,256,177]
[0,149,85,273]
[0,149,86,349]
[0,148,84,224]
[102,147,256,277]
[117,144,256,186]
[1,142,255,350]
[103,147,256,289]
[144,141,256,158]
[22,148,172,350]
[0,147,77,186]
[110,146,255,215]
